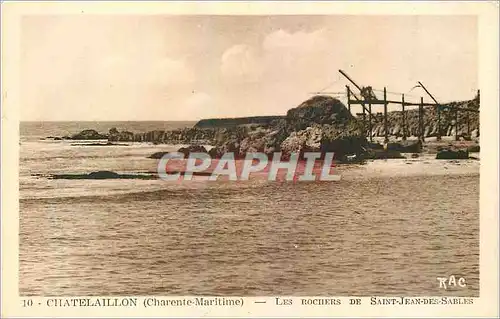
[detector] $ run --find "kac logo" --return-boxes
[437,275,466,289]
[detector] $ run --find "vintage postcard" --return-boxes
[1,1,499,318]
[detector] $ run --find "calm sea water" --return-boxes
[19,121,480,296]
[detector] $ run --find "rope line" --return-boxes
[316,73,343,93]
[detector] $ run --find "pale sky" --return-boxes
[20,15,477,121]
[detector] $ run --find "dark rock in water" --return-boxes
[50,171,156,180]
[368,142,384,150]
[386,140,422,153]
[108,127,134,142]
[436,149,469,160]
[148,151,170,159]
[411,153,420,158]
[365,149,405,160]
[88,171,121,179]
[71,142,129,146]
[285,95,353,132]
[467,145,480,152]
[148,145,208,159]
[53,137,63,140]
[71,129,108,140]
[177,145,208,157]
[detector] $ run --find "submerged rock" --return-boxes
[50,171,156,180]
[148,151,169,159]
[386,140,422,153]
[71,142,129,146]
[148,145,209,159]
[88,171,121,179]
[436,149,469,160]
[365,149,405,160]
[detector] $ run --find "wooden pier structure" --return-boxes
[340,70,479,143]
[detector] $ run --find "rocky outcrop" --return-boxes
[285,95,354,132]
[108,128,134,142]
[208,126,278,159]
[70,129,108,140]
[75,94,479,164]
[239,127,281,158]
[207,96,366,160]
[280,126,322,156]
[109,127,217,145]
[279,123,366,161]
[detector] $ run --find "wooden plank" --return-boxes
[347,86,351,113]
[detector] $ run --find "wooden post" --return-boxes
[346,85,351,113]
[455,107,459,141]
[384,87,388,143]
[419,97,424,142]
[362,97,366,137]
[436,104,441,141]
[368,101,373,142]
[402,94,406,141]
